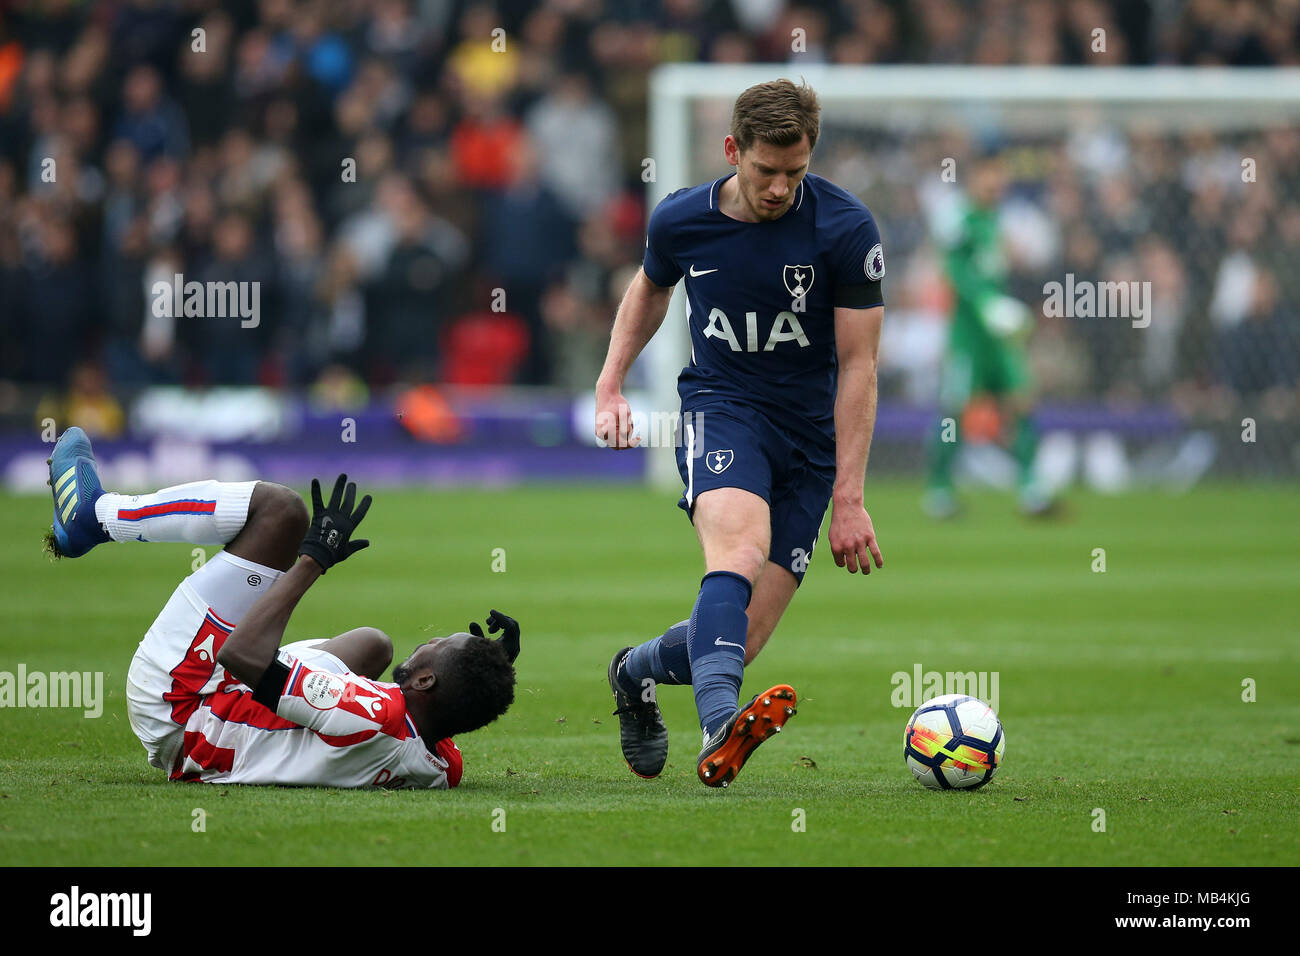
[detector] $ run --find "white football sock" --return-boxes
[95,480,258,544]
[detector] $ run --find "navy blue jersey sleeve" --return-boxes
[643,195,684,288]
[828,206,885,309]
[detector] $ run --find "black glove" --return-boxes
[469,609,521,663]
[299,474,371,573]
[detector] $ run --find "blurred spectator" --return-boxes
[102,215,155,387]
[526,70,620,220]
[1217,269,1298,395]
[1137,236,1190,395]
[359,175,469,383]
[441,308,531,386]
[18,217,94,383]
[542,274,612,392]
[189,211,274,385]
[450,91,523,190]
[176,12,235,150]
[0,0,1296,417]
[36,361,125,439]
[308,362,370,411]
[481,136,576,383]
[446,3,519,99]
[272,177,329,381]
[297,1,356,95]
[114,64,190,163]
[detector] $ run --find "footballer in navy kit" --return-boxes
[595,79,886,788]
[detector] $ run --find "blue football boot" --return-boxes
[45,427,110,558]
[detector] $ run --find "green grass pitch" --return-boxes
[1,481,1296,866]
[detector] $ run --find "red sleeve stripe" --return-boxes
[118,499,217,521]
[314,729,378,748]
[208,687,299,730]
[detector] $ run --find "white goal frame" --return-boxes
[642,64,1300,488]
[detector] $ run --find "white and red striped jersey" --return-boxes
[172,644,463,789]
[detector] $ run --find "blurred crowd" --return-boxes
[0,0,1298,414]
[826,120,1300,417]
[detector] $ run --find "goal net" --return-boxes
[641,65,1300,489]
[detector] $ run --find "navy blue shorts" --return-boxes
[675,403,835,584]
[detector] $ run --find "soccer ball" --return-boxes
[903,694,1005,790]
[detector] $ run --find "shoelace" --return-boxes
[612,703,656,719]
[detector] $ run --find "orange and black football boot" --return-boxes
[697,685,797,788]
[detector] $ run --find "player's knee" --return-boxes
[252,482,310,541]
[709,542,767,584]
[356,627,393,676]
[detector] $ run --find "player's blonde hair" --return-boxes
[730,79,821,153]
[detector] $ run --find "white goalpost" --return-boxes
[641,64,1300,488]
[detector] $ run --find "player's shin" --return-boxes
[95,480,257,544]
[927,415,959,490]
[1011,414,1039,489]
[1012,414,1055,513]
[686,571,751,738]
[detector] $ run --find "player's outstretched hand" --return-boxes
[299,474,372,573]
[469,609,521,662]
[829,503,884,575]
[594,388,641,449]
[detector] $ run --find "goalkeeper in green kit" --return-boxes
[924,151,1054,518]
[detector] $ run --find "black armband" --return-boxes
[251,658,291,710]
[833,280,883,309]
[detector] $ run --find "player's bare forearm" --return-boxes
[219,474,369,691]
[595,268,675,447]
[832,356,878,507]
[597,268,674,390]
[217,557,322,687]
[830,305,885,574]
[832,305,883,504]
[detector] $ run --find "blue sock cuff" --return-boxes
[689,603,748,655]
[688,574,750,735]
[700,570,752,609]
[623,621,693,689]
[658,621,691,684]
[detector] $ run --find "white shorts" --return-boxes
[126,550,284,772]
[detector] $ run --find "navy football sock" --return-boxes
[622,621,692,694]
[687,570,752,739]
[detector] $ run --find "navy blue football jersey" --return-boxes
[643,172,884,445]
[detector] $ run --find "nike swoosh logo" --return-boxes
[689,265,718,277]
[714,635,744,649]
